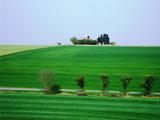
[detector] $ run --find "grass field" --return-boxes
[0,93,160,120]
[0,46,160,92]
[0,45,52,56]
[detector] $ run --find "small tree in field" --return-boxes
[121,77,133,95]
[74,76,85,91]
[38,70,55,92]
[100,74,111,92]
[139,76,155,95]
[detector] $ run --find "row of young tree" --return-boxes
[38,70,155,96]
[75,75,155,96]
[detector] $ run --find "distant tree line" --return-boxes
[70,37,97,45]
[70,34,116,45]
[38,70,155,96]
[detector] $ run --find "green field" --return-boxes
[0,45,51,56]
[0,46,160,92]
[0,93,160,120]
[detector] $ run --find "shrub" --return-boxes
[70,37,97,45]
[50,84,61,94]
[70,37,77,44]
[111,42,116,45]
[88,40,98,45]
[79,39,86,44]
[74,40,80,45]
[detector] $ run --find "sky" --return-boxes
[0,0,160,45]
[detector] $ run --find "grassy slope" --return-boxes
[0,46,160,92]
[0,93,160,120]
[0,45,52,56]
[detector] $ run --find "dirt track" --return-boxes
[0,87,160,95]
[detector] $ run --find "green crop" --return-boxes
[0,46,160,92]
[0,93,160,120]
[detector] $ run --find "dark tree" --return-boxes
[103,34,110,44]
[139,76,155,95]
[101,34,104,45]
[121,77,133,95]
[97,37,103,45]
[97,34,110,45]
[100,74,111,92]
[75,76,85,91]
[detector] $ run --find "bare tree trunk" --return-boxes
[124,88,127,96]
[103,87,105,93]
[147,89,150,95]
[81,87,83,92]
[103,79,105,93]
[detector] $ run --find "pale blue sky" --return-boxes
[0,0,160,45]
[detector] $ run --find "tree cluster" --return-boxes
[38,70,61,94]
[97,34,110,45]
[70,34,113,45]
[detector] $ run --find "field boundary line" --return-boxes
[0,45,54,57]
[0,87,160,95]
